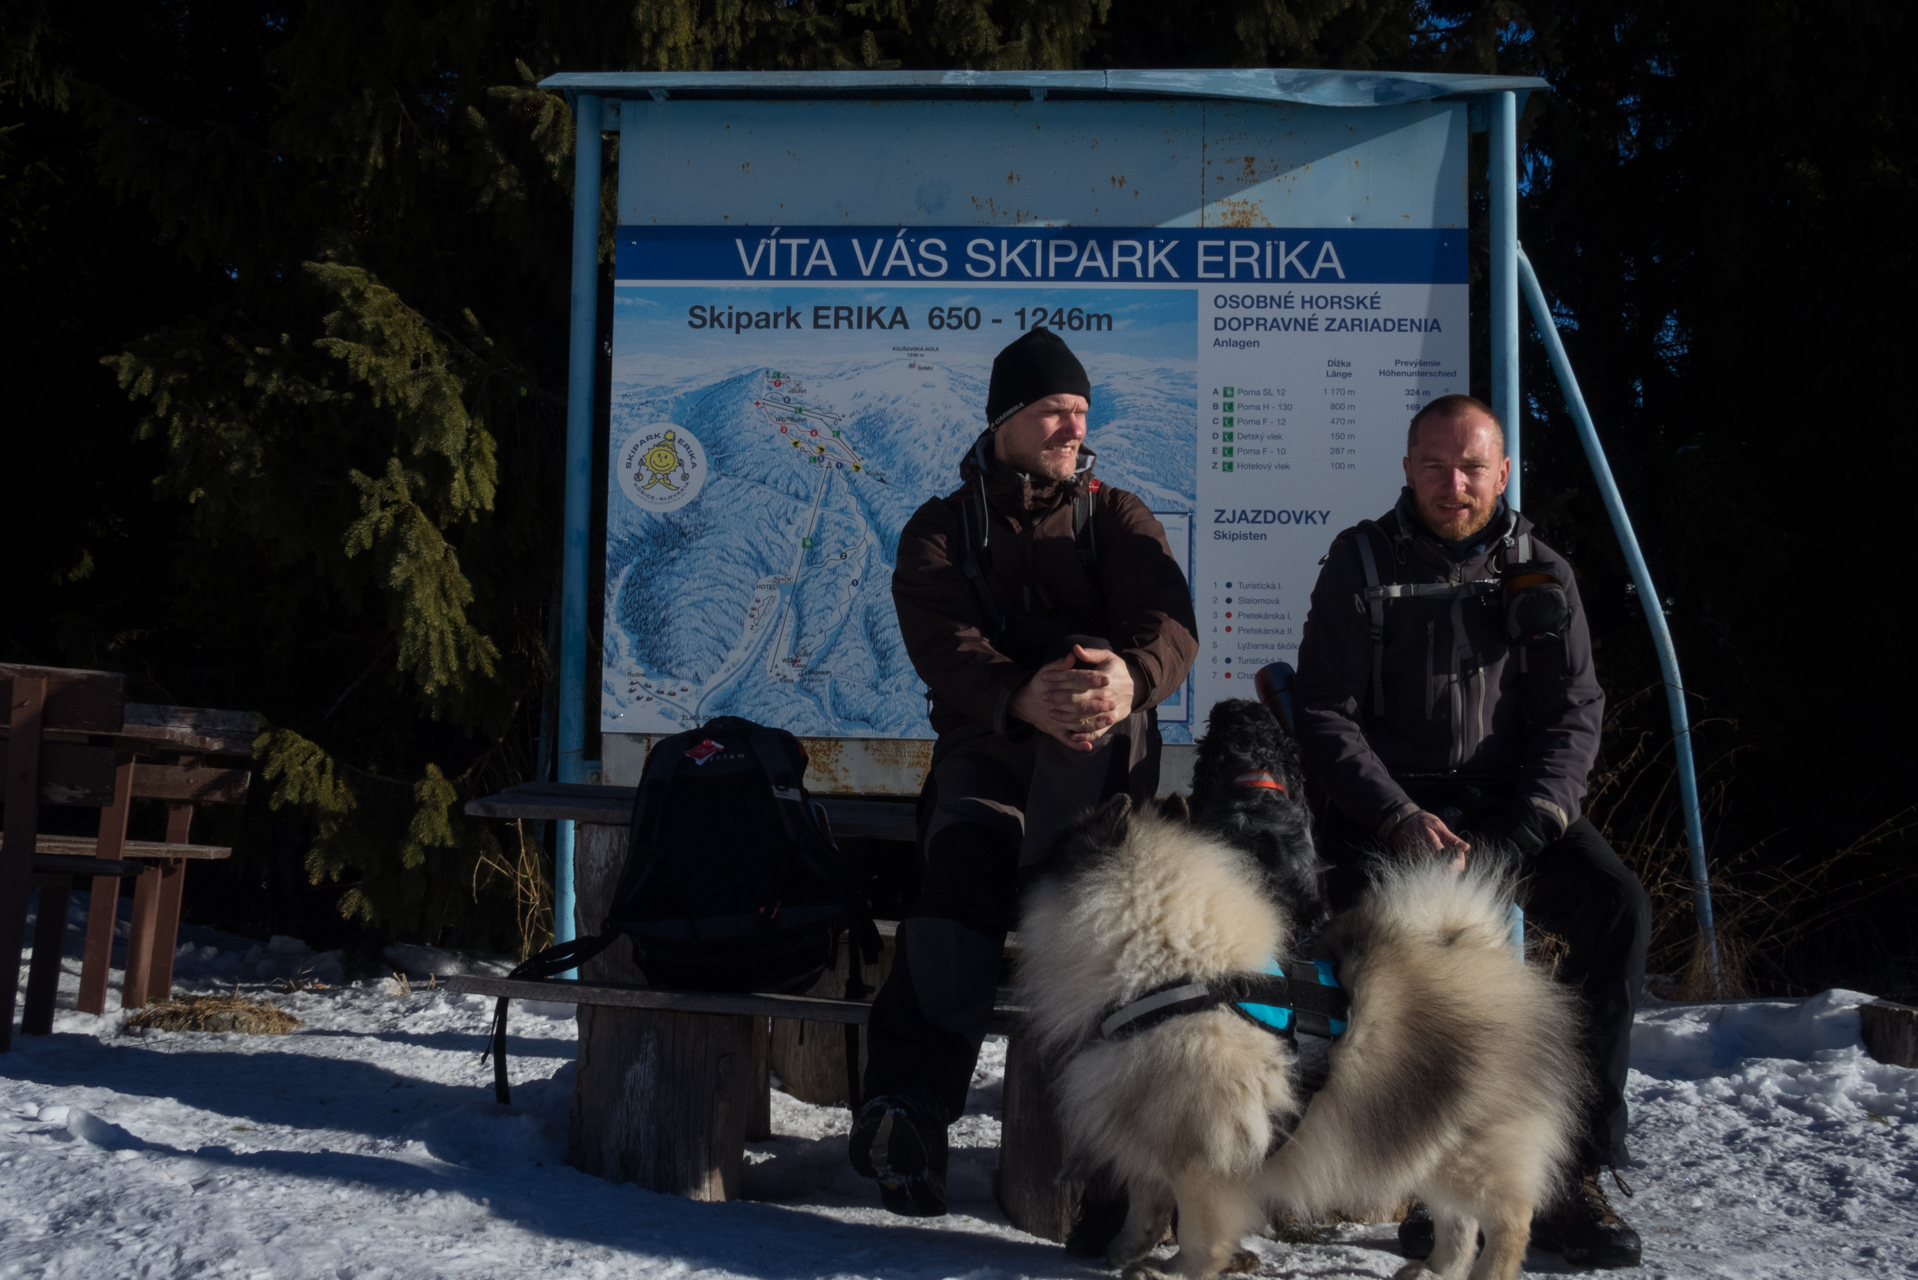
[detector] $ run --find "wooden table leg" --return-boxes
[569,1005,757,1200]
[120,865,164,1011]
[1,675,48,1053]
[997,1033,1086,1243]
[78,755,136,1016]
[149,859,187,1002]
[144,796,195,1003]
[21,874,70,1035]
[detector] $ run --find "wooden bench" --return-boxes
[4,664,258,1045]
[446,971,1079,1237]
[466,779,918,840]
[58,703,256,1013]
[461,781,1082,1237]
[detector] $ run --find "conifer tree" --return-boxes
[9,0,1910,979]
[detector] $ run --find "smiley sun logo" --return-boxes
[618,423,708,512]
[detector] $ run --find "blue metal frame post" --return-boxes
[1516,247,1721,996]
[1489,91,1521,507]
[555,92,604,964]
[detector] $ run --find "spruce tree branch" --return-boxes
[322,641,397,722]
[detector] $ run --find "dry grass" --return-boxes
[1586,687,1917,1001]
[124,996,303,1036]
[1270,1216,1323,1244]
[268,961,324,994]
[1525,927,1571,981]
[472,817,554,962]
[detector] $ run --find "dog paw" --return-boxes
[1224,1249,1261,1274]
[1390,1264,1439,1280]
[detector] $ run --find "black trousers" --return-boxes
[863,688,1160,1123]
[1318,797,1651,1168]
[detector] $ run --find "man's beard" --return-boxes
[1420,494,1496,541]
[1008,441,1079,482]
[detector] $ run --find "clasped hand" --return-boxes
[1008,644,1134,753]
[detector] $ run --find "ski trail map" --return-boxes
[603,226,1464,743]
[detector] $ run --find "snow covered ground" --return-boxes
[4,899,1916,1279]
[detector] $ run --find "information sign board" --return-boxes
[602,224,1465,741]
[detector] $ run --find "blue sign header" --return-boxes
[616,226,1465,286]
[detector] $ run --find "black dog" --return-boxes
[1187,698,1329,932]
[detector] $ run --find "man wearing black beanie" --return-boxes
[848,328,1198,1219]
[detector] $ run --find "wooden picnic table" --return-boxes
[3,663,257,1046]
[461,782,1080,1238]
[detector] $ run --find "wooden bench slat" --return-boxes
[120,703,260,757]
[815,796,918,841]
[3,707,259,759]
[465,782,632,824]
[444,973,1027,1034]
[0,666,124,733]
[31,854,136,878]
[34,742,117,806]
[463,782,917,839]
[131,761,251,804]
[2,834,233,861]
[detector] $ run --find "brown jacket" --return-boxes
[893,432,1198,737]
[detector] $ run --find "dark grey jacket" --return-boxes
[1293,490,1604,839]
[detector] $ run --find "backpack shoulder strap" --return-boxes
[482,929,621,1104]
[1350,520,1390,719]
[955,483,1006,635]
[745,727,808,837]
[611,733,692,907]
[1073,477,1100,568]
[744,728,846,887]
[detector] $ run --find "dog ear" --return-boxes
[1158,792,1192,824]
[1089,792,1132,845]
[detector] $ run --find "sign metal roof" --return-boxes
[540,68,1548,109]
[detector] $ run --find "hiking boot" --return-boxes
[1398,1203,1485,1260]
[1532,1167,1642,1269]
[847,1087,949,1217]
[1397,1202,1435,1258]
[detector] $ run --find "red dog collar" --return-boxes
[1231,770,1289,795]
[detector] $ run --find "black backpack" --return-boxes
[485,716,879,1103]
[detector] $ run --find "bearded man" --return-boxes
[848,326,1197,1217]
[1293,393,1651,1270]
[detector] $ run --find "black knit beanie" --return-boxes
[985,327,1091,428]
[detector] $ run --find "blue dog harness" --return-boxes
[1098,957,1349,1043]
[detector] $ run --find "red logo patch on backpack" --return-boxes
[684,738,724,765]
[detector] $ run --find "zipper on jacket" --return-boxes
[1424,621,1437,720]
[1448,590,1467,771]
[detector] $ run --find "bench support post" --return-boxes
[997,1033,1086,1243]
[21,875,69,1034]
[570,1004,757,1200]
[78,755,137,1015]
[1,676,47,1051]
[121,865,163,1010]
[147,795,196,1002]
[149,858,187,1001]
[747,1015,772,1142]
